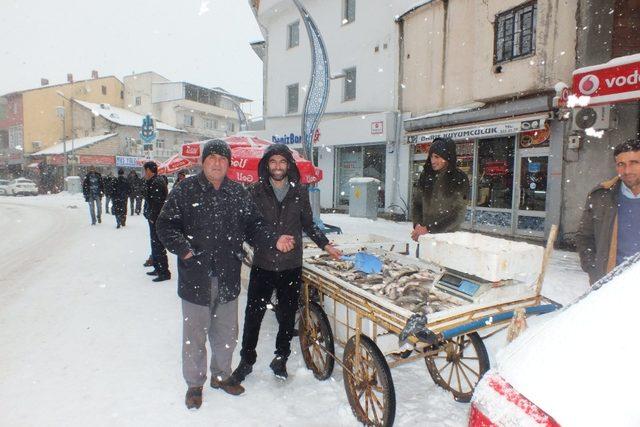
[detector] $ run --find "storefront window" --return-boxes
[475,136,515,209]
[336,145,385,207]
[457,141,474,203]
[519,156,548,211]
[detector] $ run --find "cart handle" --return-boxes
[440,304,560,340]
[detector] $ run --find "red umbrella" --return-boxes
[180,135,323,185]
[158,153,195,175]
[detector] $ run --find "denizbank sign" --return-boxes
[406,116,547,144]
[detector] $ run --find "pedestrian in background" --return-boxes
[103,171,116,215]
[143,161,171,282]
[172,170,187,191]
[128,170,143,215]
[112,168,131,229]
[82,166,104,226]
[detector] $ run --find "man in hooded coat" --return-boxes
[230,144,341,384]
[411,137,470,241]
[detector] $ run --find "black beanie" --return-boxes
[201,139,232,163]
[429,137,457,166]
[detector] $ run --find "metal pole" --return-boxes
[62,113,68,180]
[70,98,75,176]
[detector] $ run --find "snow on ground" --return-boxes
[0,194,589,426]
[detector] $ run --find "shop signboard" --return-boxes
[407,116,547,144]
[116,156,145,167]
[78,155,116,166]
[572,53,640,105]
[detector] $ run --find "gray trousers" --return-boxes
[181,278,239,387]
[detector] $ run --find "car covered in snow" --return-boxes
[0,179,10,195]
[6,178,39,196]
[469,252,640,427]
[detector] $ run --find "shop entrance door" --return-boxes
[335,145,386,209]
[515,152,549,238]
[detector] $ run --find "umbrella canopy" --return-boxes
[158,153,195,175]
[180,135,323,184]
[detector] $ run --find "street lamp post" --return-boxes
[56,92,75,175]
[55,106,68,179]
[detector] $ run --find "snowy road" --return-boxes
[0,194,590,427]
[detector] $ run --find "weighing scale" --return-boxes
[434,269,502,303]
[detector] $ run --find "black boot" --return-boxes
[230,359,254,384]
[143,258,153,267]
[269,356,288,380]
[153,273,171,282]
[146,270,159,276]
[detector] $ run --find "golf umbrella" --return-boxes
[180,135,323,185]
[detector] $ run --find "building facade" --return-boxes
[0,93,24,177]
[123,71,251,140]
[399,0,577,240]
[250,0,415,211]
[20,75,125,155]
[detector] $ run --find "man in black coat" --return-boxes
[143,161,170,282]
[82,166,103,225]
[112,168,131,229]
[411,137,470,241]
[230,144,341,384]
[156,139,295,409]
[127,170,143,215]
[103,171,116,214]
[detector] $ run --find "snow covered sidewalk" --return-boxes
[0,194,589,426]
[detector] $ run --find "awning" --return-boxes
[406,113,552,144]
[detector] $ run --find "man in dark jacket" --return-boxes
[143,161,170,282]
[82,166,103,225]
[127,170,143,215]
[230,144,341,384]
[411,137,470,241]
[156,139,295,410]
[112,168,131,229]
[576,139,640,284]
[103,171,116,214]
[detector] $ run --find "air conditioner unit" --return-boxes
[571,105,614,131]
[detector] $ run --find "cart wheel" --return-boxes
[343,335,395,427]
[424,332,489,403]
[299,301,335,380]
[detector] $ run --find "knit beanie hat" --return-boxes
[201,139,232,163]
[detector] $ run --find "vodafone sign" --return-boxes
[572,53,640,105]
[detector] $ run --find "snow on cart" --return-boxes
[297,228,561,427]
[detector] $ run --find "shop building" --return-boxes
[249,0,415,212]
[123,72,252,140]
[398,0,577,239]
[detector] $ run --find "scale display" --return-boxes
[436,272,485,302]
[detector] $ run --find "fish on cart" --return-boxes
[306,253,464,314]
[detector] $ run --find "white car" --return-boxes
[469,253,640,426]
[6,178,39,196]
[0,179,9,195]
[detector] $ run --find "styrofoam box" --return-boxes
[418,232,543,283]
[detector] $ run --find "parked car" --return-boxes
[0,179,9,195]
[469,253,640,426]
[6,178,39,196]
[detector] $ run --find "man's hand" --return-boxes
[324,244,343,260]
[276,235,295,253]
[411,224,429,241]
[182,251,194,260]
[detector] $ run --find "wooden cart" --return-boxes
[297,247,560,427]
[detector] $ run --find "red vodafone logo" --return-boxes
[578,74,600,95]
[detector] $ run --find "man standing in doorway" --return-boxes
[143,161,170,282]
[411,137,470,241]
[576,139,640,284]
[157,140,295,409]
[230,144,342,385]
[82,166,103,225]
